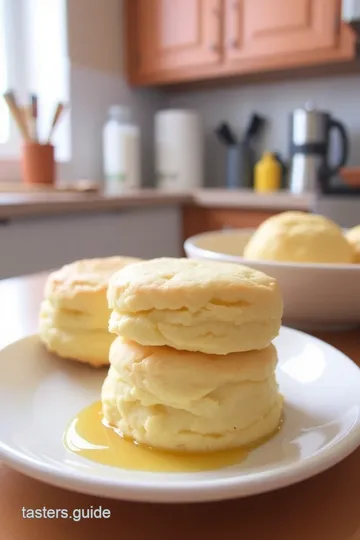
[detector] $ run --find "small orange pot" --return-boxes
[340,167,360,188]
[21,143,55,185]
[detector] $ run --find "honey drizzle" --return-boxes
[64,401,281,473]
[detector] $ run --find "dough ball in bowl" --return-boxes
[345,225,360,263]
[243,211,353,264]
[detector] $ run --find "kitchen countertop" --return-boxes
[0,272,359,540]
[192,189,313,210]
[0,188,313,219]
[0,189,191,219]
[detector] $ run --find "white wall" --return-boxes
[167,74,360,187]
[64,0,166,186]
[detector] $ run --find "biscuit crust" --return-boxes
[107,258,283,354]
[39,256,141,365]
[102,337,282,452]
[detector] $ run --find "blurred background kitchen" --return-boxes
[1,0,360,279]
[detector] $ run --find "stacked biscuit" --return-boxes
[102,257,284,453]
[39,256,140,366]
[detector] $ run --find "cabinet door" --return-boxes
[224,0,340,63]
[134,0,222,77]
[182,206,281,244]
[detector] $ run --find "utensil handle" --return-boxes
[47,103,65,143]
[326,118,349,176]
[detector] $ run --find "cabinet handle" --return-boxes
[209,42,219,51]
[228,1,239,49]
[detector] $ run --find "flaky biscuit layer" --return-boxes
[108,258,283,353]
[101,337,282,452]
[39,315,113,366]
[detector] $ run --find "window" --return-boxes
[0,0,9,144]
[0,0,70,161]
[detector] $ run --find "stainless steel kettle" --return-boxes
[288,103,349,194]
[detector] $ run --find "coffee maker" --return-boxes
[288,103,349,194]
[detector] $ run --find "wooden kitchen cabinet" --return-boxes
[126,0,222,83]
[226,0,340,63]
[182,206,281,244]
[125,0,355,86]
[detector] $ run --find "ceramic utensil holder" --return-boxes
[226,144,254,189]
[21,143,55,185]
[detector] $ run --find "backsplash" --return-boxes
[67,0,166,186]
[166,74,360,188]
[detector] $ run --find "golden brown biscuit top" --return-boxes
[110,337,278,381]
[108,257,282,313]
[45,256,141,299]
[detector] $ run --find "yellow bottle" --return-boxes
[254,152,281,193]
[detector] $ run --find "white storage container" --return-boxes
[103,106,141,193]
[155,109,203,190]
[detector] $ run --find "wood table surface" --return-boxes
[0,273,359,540]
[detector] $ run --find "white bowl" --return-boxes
[184,229,360,331]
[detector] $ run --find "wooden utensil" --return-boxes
[3,91,31,141]
[30,93,38,141]
[47,102,67,143]
[18,106,31,132]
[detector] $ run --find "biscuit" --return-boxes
[345,225,360,263]
[45,256,141,320]
[39,256,141,366]
[244,211,353,264]
[101,337,282,452]
[39,318,113,367]
[107,258,283,354]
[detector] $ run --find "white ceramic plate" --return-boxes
[0,329,360,503]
